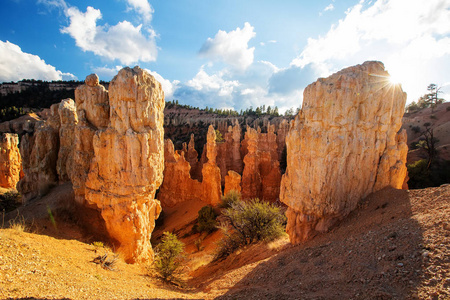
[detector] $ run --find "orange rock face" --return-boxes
[0,133,22,189]
[280,61,408,244]
[202,125,222,205]
[82,67,165,263]
[241,125,281,202]
[224,170,241,196]
[186,133,202,180]
[158,139,202,208]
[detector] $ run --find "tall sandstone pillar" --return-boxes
[280,61,408,244]
[0,133,22,189]
[74,67,165,263]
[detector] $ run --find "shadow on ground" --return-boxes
[214,188,427,299]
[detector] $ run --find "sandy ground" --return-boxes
[1,184,449,299]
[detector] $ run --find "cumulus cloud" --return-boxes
[39,0,158,65]
[292,0,450,102]
[172,61,303,113]
[125,0,153,23]
[145,69,179,100]
[0,40,76,82]
[61,6,157,65]
[92,65,123,78]
[199,22,256,71]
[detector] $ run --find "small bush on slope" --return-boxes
[215,198,286,260]
[220,190,241,208]
[193,205,217,234]
[153,232,186,281]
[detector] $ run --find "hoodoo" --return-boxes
[82,67,165,263]
[280,61,408,244]
[0,133,22,189]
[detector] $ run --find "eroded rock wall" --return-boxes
[18,104,60,201]
[158,139,202,208]
[280,61,408,244]
[241,125,281,202]
[0,133,22,189]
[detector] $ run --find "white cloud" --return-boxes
[186,66,239,97]
[125,0,154,23]
[293,0,450,103]
[92,65,123,78]
[324,4,335,12]
[61,6,157,65]
[172,62,303,113]
[145,69,179,100]
[199,22,256,71]
[0,40,76,82]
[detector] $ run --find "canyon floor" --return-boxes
[1,184,450,300]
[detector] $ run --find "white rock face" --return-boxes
[280,61,408,244]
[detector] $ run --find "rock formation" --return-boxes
[186,133,202,180]
[18,104,60,201]
[57,99,78,182]
[158,139,202,208]
[202,125,222,205]
[80,67,165,263]
[280,61,408,244]
[70,74,109,206]
[241,125,281,202]
[217,120,243,185]
[224,170,241,196]
[0,133,22,189]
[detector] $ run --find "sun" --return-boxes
[388,73,402,85]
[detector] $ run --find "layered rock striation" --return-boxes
[280,61,408,244]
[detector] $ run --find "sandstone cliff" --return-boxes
[280,61,408,244]
[0,133,22,189]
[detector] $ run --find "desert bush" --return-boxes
[408,159,450,189]
[411,126,421,134]
[193,205,217,234]
[220,190,241,208]
[153,232,186,281]
[194,237,204,252]
[215,198,286,260]
[446,106,450,111]
[8,214,28,232]
[0,191,22,213]
[92,253,118,271]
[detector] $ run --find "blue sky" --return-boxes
[1,0,449,112]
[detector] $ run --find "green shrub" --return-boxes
[411,126,421,134]
[153,232,185,281]
[408,159,450,189]
[194,205,217,233]
[215,198,286,260]
[220,190,241,208]
[0,191,22,213]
